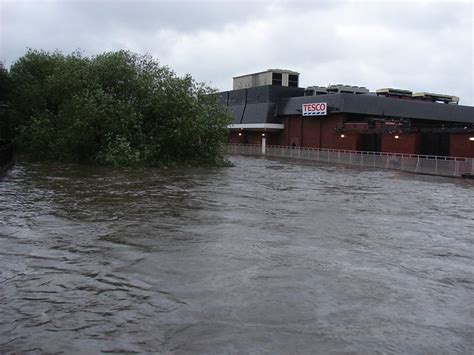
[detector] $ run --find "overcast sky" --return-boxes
[1,0,473,104]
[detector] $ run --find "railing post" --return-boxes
[224,143,469,178]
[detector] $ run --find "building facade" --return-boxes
[232,69,299,90]
[221,71,474,158]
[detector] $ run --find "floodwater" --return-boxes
[1,156,473,354]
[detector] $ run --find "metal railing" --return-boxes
[225,144,474,178]
[0,143,14,172]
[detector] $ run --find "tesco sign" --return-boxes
[302,102,327,116]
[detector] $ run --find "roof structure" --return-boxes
[232,68,300,79]
[278,93,474,123]
[219,85,474,125]
[219,86,304,125]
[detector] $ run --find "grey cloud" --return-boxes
[1,0,267,64]
[52,0,268,33]
[0,0,472,105]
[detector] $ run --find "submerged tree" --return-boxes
[9,49,231,166]
[0,63,12,142]
[0,62,11,104]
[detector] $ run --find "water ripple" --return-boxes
[1,157,473,353]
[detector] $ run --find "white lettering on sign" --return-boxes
[302,102,327,116]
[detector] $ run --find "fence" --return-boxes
[225,144,474,178]
[0,143,14,173]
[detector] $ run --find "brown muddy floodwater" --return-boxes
[1,156,473,353]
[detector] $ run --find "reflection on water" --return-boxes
[1,156,473,353]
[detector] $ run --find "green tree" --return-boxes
[9,49,230,166]
[0,62,11,103]
[0,63,12,141]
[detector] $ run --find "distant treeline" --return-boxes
[0,49,231,166]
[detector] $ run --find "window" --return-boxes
[288,74,299,87]
[272,73,282,86]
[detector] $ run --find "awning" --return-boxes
[227,123,284,131]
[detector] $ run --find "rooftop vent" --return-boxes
[304,86,328,96]
[232,69,300,89]
[327,84,369,95]
[376,88,413,98]
[412,92,459,105]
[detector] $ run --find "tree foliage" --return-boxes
[9,49,230,166]
[0,62,12,103]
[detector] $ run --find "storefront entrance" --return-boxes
[421,133,450,156]
[361,134,382,152]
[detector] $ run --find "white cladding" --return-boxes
[233,69,299,90]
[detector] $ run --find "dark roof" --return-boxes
[218,85,474,124]
[278,93,474,123]
[219,86,304,124]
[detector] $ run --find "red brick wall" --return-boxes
[288,116,303,147]
[229,121,474,159]
[244,132,263,145]
[228,131,260,145]
[320,114,348,149]
[264,132,280,146]
[281,113,349,149]
[274,131,285,146]
[333,133,361,150]
[279,117,289,146]
[450,134,474,158]
[228,131,243,144]
[302,118,322,148]
[381,134,421,154]
[228,131,281,146]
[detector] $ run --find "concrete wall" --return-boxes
[233,76,252,90]
[233,71,298,90]
[233,72,273,89]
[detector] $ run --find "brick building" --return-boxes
[220,70,474,158]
